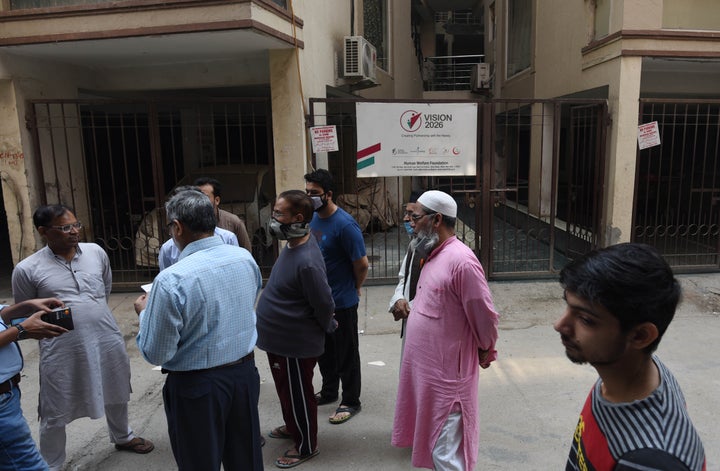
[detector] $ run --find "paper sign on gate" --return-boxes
[310,125,339,153]
[638,121,661,150]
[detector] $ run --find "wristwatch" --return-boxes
[14,324,28,341]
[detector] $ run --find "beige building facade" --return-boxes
[2,0,718,281]
[0,0,424,283]
[487,0,720,255]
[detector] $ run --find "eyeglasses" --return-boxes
[305,190,326,197]
[46,222,83,233]
[410,212,436,222]
[271,211,286,219]
[166,221,176,235]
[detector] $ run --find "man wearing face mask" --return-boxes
[256,190,336,468]
[388,192,424,357]
[304,169,368,425]
[392,190,499,471]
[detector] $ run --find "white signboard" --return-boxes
[310,125,339,153]
[638,121,661,150]
[356,102,478,177]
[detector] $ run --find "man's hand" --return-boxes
[24,298,64,312]
[134,294,148,315]
[478,348,492,369]
[391,299,410,321]
[20,311,68,340]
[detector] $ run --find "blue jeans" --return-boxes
[0,386,49,471]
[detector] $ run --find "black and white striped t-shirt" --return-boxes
[566,356,706,471]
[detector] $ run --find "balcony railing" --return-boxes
[423,54,484,92]
[434,10,482,26]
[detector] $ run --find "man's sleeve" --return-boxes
[100,248,112,298]
[389,253,408,312]
[136,280,182,366]
[340,220,367,261]
[300,264,335,332]
[158,240,172,271]
[11,265,36,304]
[456,260,499,366]
[235,221,252,252]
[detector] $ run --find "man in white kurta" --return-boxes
[388,198,424,354]
[12,205,153,470]
[392,191,499,471]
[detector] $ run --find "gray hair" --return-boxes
[165,186,216,234]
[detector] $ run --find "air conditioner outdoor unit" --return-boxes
[344,36,377,82]
[470,63,490,90]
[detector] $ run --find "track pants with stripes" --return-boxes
[267,353,318,456]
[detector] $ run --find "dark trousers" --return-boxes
[162,360,263,471]
[267,353,318,456]
[317,304,361,407]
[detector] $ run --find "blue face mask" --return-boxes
[404,221,413,235]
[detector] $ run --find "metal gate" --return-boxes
[309,98,607,280]
[26,96,607,286]
[27,98,276,289]
[633,99,720,270]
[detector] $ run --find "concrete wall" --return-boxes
[0,0,349,261]
[664,0,720,30]
[268,0,352,195]
[620,0,663,30]
[533,0,587,99]
[495,0,639,244]
[0,52,96,262]
[0,77,33,264]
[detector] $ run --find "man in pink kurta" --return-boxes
[392,190,499,471]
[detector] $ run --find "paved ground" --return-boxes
[4,274,719,470]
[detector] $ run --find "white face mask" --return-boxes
[268,218,310,240]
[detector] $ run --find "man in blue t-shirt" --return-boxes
[305,169,368,425]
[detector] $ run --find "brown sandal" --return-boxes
[114,437,155,454]
[269,425,292,439]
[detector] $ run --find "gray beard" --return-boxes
[409,228,439,254]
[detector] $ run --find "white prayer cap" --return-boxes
[417,190,457,218]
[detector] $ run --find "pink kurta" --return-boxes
[392,236,499,470]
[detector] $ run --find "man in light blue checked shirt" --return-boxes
[134,186,263,471]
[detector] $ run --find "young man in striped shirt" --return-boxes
[555,243,706,471]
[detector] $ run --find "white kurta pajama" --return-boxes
[12,244,133,467]
[391,236,499,470]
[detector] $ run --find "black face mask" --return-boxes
[310,195,328,212]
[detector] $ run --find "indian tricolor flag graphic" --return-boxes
[357,142,380,171]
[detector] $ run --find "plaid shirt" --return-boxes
[137,236,261,371]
